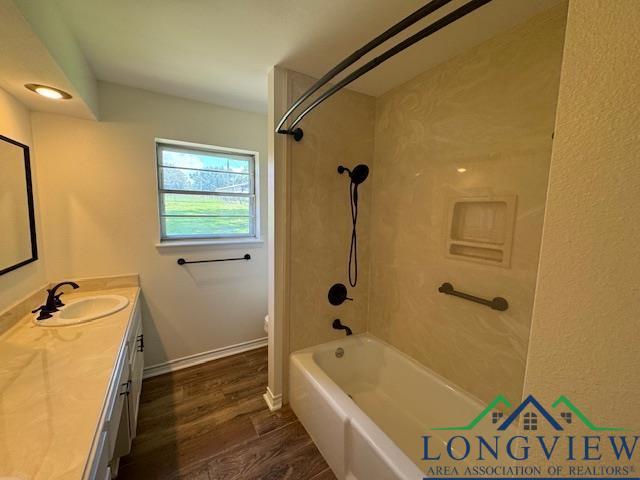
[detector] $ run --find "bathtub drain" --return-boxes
[335,347,344,358]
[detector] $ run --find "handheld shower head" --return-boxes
[350,164,369,185]
[336,163,369,288]
[337,164,369,185]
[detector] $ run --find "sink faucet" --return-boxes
[332,319,352,336]
[32,281,80,320]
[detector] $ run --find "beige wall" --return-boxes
[368,6,567,405]
[523,0,640,451]
[0,87,47,311]
[288,72,376,351]
[31,82,268,367]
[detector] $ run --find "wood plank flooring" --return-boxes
[118,347,335,480]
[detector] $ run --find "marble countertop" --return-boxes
[0,286,140,479]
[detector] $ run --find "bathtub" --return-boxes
[289,333,487,480]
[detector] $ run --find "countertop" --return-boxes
[0,286,140,479]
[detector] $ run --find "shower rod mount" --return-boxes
[279,127,304,142]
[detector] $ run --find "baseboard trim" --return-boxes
[143,336,268,379]
[263,386,283,411]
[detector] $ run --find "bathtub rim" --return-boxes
[290,332,488,479]
[291,332,487,411]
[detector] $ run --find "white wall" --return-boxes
[31,82,268,366]
[0,87,47,310]
[523,0,640,451]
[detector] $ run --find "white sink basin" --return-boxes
[36,295,129,327]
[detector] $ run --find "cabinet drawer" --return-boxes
[127,305,142,366]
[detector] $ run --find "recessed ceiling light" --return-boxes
[456,167,467,173]
[24,84,72,100]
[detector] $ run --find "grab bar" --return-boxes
[177,254,251,265]
[438,282,508,311]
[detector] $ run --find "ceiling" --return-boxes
[0,0,95,119]
[51,0,561,113]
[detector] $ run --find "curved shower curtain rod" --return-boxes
[275,0,493,141]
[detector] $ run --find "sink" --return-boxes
[36,295,129,327]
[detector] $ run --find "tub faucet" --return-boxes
[32,281,80,320]
[332,319,352,336]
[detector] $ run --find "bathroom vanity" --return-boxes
[85,287,144,479]
[0,278,144,479]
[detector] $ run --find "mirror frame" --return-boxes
[0,134,38,276]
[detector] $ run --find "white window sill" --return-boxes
[155,238,264,249]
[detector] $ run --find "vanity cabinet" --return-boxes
[86,299,144,480]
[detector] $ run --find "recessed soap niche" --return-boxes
[445,195,517,267]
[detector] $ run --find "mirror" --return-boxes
[0,134,37,275]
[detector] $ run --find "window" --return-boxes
[492,411,504,424]
[523,412,538,431]
[156,140,258,241]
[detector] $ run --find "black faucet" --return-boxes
[332,319,352,336]
[32,281,80,320]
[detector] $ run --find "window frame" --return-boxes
[155,138,260,243]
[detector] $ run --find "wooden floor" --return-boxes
[118,347,335,480]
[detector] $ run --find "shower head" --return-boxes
[351,164,369,185]
[337,164,369,185]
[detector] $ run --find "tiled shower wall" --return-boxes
[367,4,567,404]
[287,4,567,405]
[288,72,376,351]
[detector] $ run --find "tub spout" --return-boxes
[332,319,352,336]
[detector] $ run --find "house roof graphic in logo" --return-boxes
[551,395,624,431]
[497,395,562,431]
[432,394,624,432]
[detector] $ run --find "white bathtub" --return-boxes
[289,333,487,480]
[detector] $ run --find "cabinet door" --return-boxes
[88,431,109,480]
[128,321,144,438]
[112,391,132,459]
[104,345,129,460]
